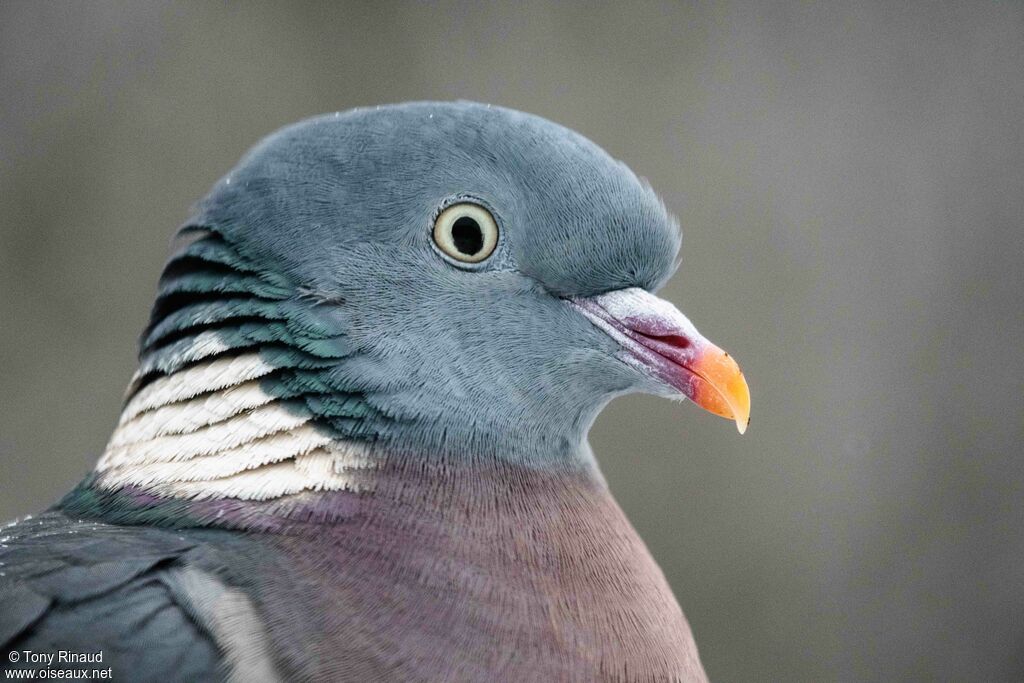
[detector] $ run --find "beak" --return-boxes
[571,287,751,434]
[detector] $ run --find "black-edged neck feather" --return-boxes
[92,227,384,502]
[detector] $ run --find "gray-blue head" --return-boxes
[97,102,749,500]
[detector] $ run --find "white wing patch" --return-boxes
[163,566,282,683]
[96,351,368,501]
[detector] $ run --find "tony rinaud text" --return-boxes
[10,651,103,665]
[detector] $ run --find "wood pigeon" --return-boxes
[0,102,749,682]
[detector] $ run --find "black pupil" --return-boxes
[451,216,484,255]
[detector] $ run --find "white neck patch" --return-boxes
[95,352,371,501]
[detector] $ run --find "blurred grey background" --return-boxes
[1,2,1022,680]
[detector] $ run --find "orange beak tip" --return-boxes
[738,415,750,434]
[688,347,751,434]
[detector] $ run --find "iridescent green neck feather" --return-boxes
[94,228,383,501]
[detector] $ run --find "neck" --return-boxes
[91,334,601,495]
[85,343,605,530]
[88,226,378,506]
[80,227,603,528]
[76,435,604,533]
[93,348,376,502]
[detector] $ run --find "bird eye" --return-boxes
[432,203,499,263]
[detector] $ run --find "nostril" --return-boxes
[651,334,690,349]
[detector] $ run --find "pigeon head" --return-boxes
[93,102,748,504]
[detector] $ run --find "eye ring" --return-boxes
[432,202,499,264]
